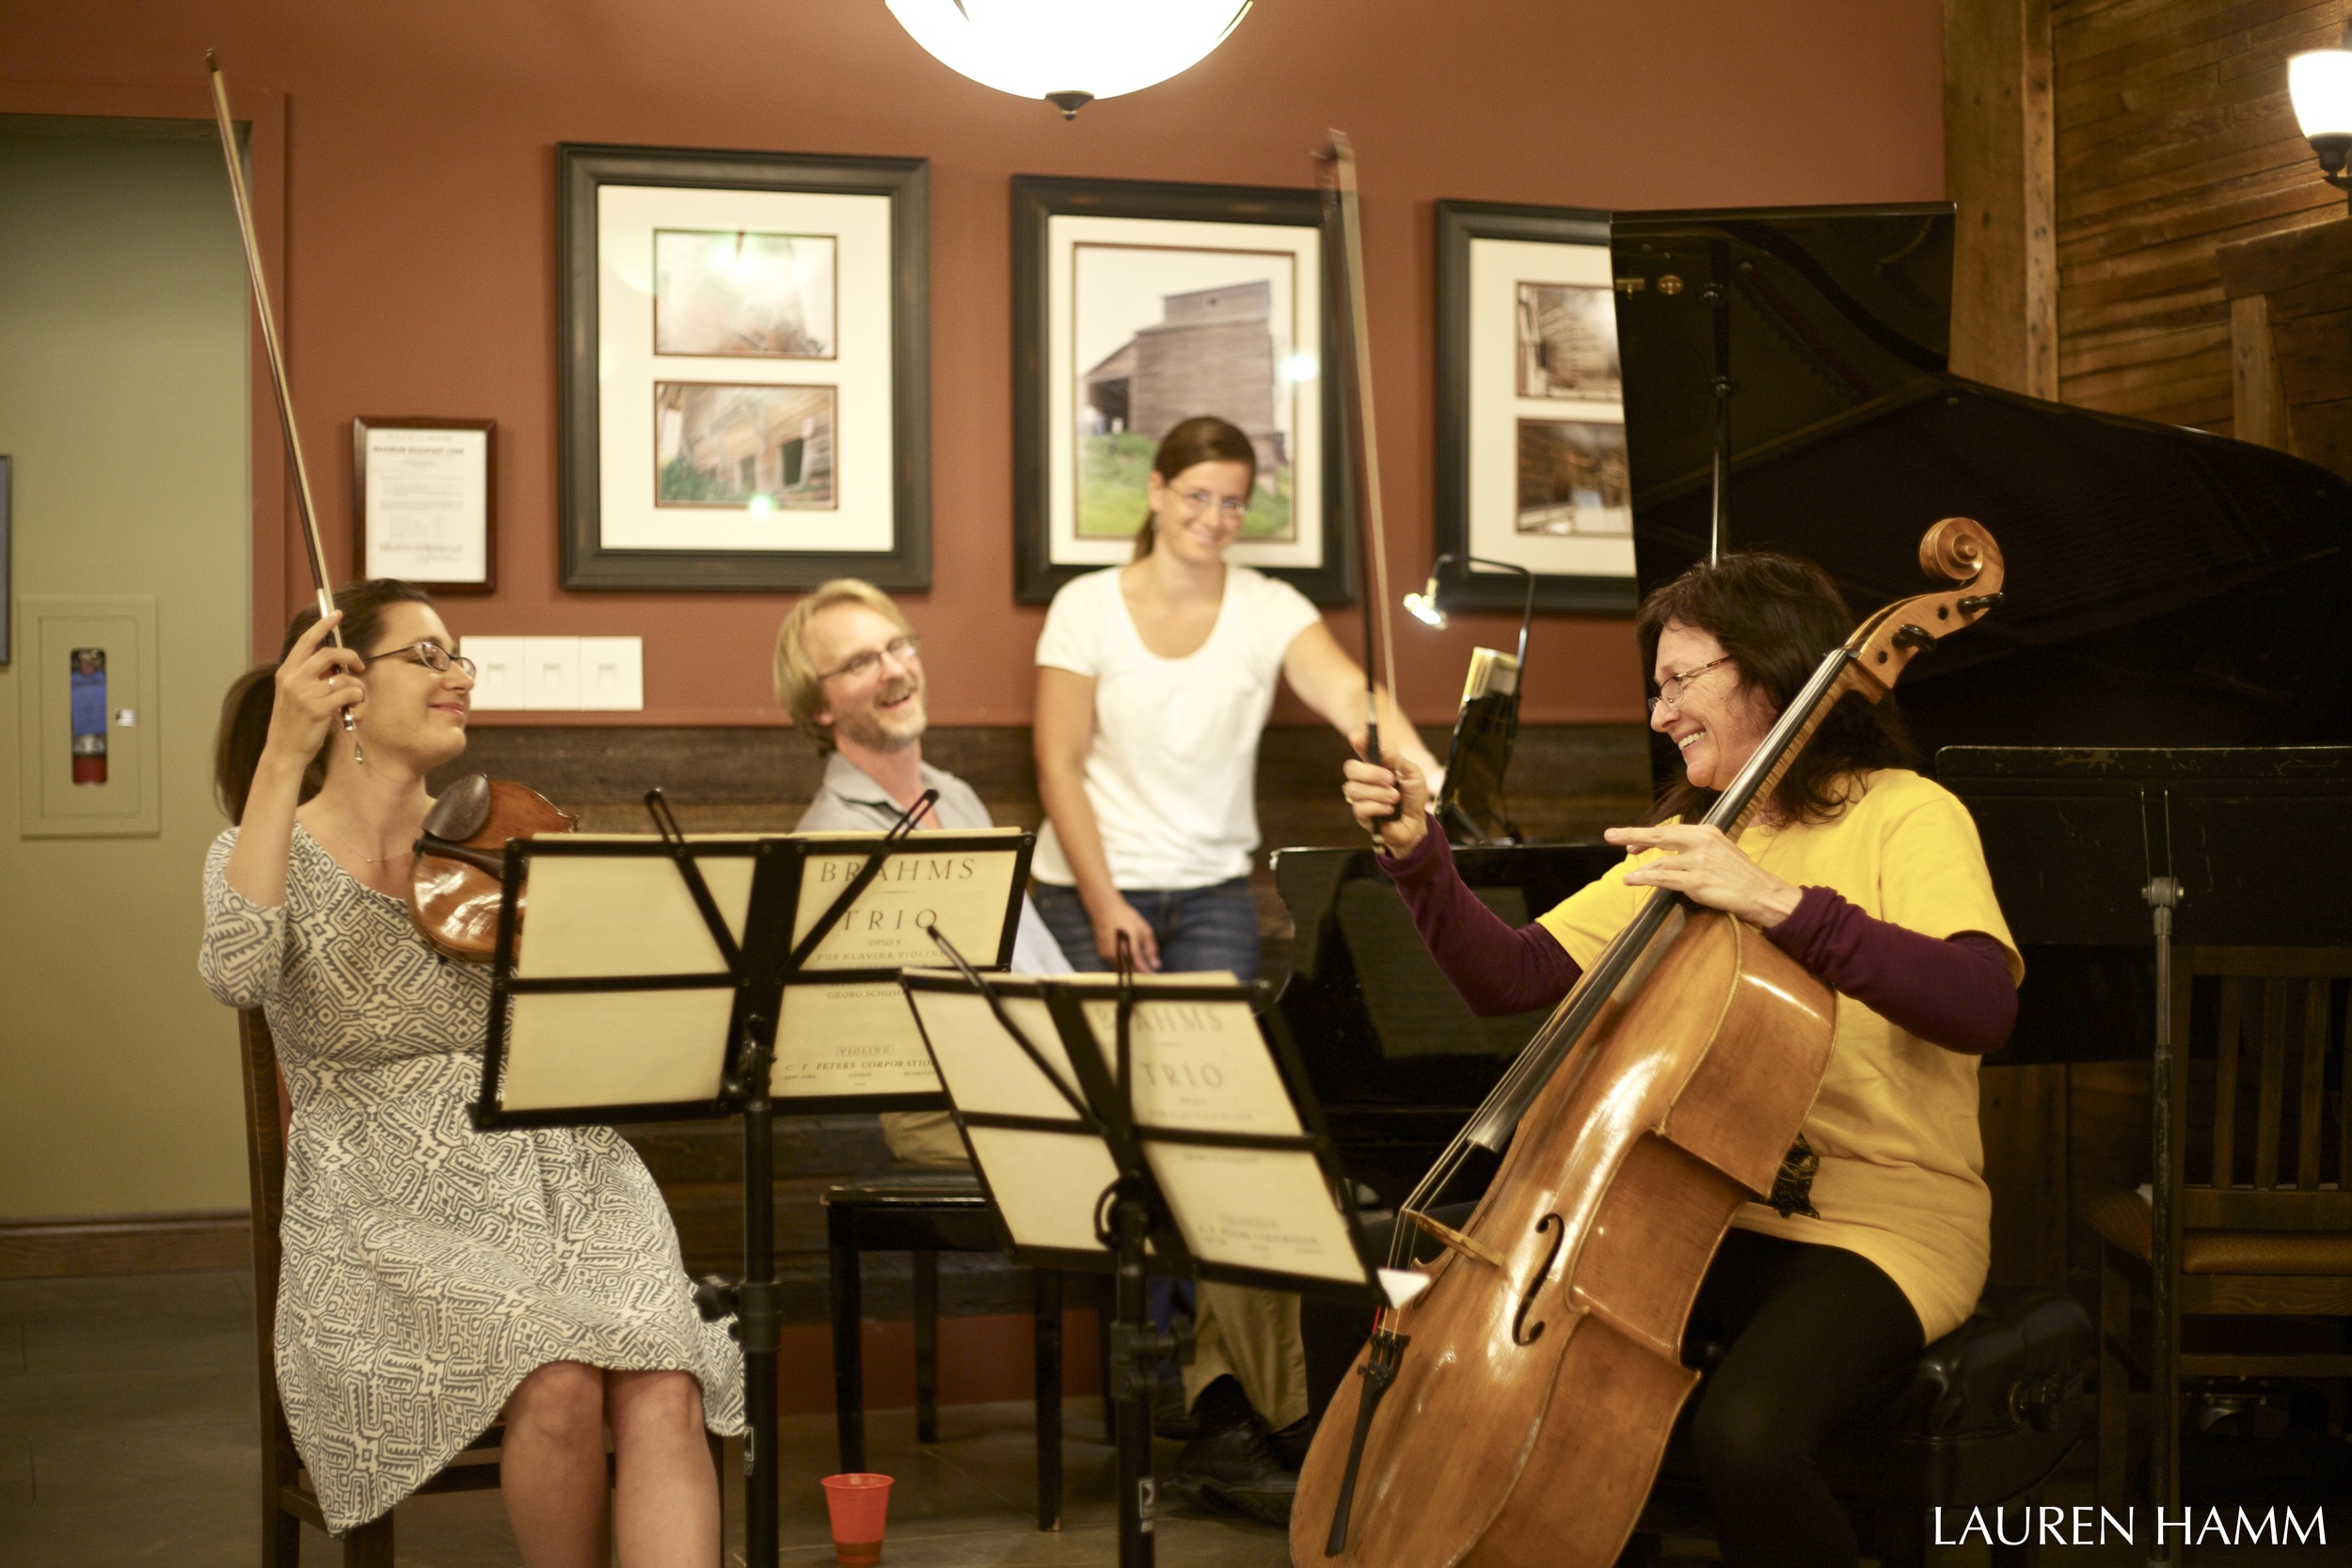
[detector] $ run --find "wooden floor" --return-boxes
[2,1269,2342,1566]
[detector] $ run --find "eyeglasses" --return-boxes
[818,634,921,684]
[1646,654,1734,715]
[1175,487,1248,520]
[360,641,478,679]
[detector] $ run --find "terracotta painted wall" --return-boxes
[11,0,1946,728]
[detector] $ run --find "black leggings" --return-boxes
[1303,1213,1924,1568]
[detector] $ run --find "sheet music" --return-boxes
[791,831,1024,970]
[904,981,1109,1253]
[514,843,754,979]
[1076,987,1366,1283]
[501,989,734,1109]
[772,980,941,1098]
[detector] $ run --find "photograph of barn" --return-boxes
[654,228,836,358]
[1073,251,1295,541]
[655,382,836,509]
[1516,417,1630,535]
[1516,281,1622,402]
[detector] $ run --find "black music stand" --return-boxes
[901,950,1388,1568]
[1941,745,2352,1557]
[469,795,1032,1568]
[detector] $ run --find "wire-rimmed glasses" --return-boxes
[1646,653,1734,716]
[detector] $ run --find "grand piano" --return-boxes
[1275,201,2352,1201]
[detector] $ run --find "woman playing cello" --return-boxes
[1326,549,2022,1568]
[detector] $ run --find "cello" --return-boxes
[1292,517,2007,1566]
[206,55,573,963]
[1292,135,2010,1568]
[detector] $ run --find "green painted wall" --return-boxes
[0,119,251,1218]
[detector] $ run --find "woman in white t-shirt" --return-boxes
[1032,415,1443,978]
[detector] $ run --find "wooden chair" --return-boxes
[2085,947,2352,1507]
[238,1009,723,1565]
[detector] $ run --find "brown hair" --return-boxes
[1634,551,1915,827]
[213,579,436,822]
[772,578,916,752]
[1133,415,1257,561]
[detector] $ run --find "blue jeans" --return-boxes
[1029,876,1261,982]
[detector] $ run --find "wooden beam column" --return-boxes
[1945,0,2057,398]
[1947,0,2068,1293]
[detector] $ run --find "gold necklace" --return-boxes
[316,816,409,865]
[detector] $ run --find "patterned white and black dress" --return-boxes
[200,826,744,1531]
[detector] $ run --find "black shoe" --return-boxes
[1269,1415,1312,1470]
[1166,1415,1295,1527]
[1151,1368,1199,1441]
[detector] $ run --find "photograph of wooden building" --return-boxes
[1076,264,1293,540]
[656,382,836,509]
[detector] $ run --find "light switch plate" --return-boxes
[462,636,525,710]
[579,636,644,711]
[521,637,581,710]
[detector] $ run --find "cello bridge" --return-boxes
[1403,1209,1503,1268]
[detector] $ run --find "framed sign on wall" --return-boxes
[1011,174,1350,606]
[1434,200,1637,614]
[558,144,930,592]
[353,418,496,592]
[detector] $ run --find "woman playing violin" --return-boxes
[1329,551,2021,1568]
[202,580,739,1567]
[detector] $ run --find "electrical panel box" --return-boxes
[17,595,161,837]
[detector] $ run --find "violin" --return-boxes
[410,775,578,962]
[207,55,576,964]
[1293,520,2007,1568]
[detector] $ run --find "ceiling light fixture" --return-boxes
[885,0,1252,119]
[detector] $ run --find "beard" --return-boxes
[831,677,927,752]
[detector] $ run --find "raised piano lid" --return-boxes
[1611,202,2352,779]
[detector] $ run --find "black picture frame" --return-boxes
[1434,199,1636,614]
[0,453,10,664]
[353,417,498,594]
[557,143,930,592]
[1011,174,1352,606]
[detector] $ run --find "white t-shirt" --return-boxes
[1031,563,1325,890]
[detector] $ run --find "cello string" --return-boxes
[206,53,362,765]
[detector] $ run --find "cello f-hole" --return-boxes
[1511,1213,1566,1347]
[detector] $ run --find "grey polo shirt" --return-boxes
[792,751,1071,975]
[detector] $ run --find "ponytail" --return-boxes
[211,578,435,823]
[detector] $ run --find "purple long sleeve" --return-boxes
[1762,885,2018,1055]
[1377,818,2019,1053]
[1377,822,1581,1016]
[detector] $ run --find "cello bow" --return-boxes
[1316,132,1401,795]
[206,52,361,764]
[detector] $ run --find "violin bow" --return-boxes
[206,52,361,764]
[1317,133,1400,800]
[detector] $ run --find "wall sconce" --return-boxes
[1406,555,1537,844]
[885,1,1252,119]
[1404,553,1534,672]
[2289,24,2352,210]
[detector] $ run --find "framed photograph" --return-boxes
[1012,175,1349,606]
[558,144,929,592]
[353,418,496,592]
[1435,200,1637,613]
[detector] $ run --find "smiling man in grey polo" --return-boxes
[775,578,1068,1162]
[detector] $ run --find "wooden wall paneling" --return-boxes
[2052,0,2347,433]
[1980,1062,2070,1289]
[0,1212,250,1279]
[2218,217,2352,476]
[1946,0,2058,396]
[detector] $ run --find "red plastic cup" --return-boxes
[820,1472,894,1566]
